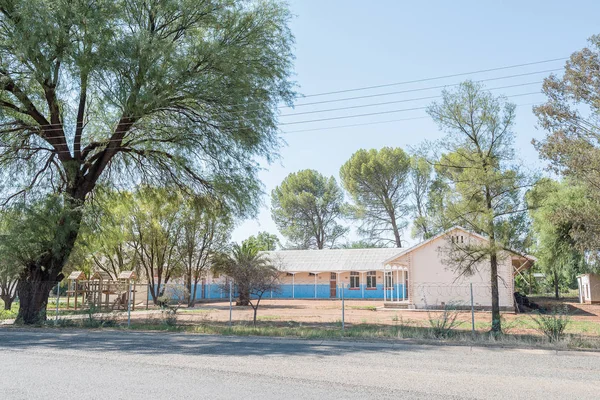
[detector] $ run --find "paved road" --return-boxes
[1,329,599,399]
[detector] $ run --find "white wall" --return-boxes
[408,232,514,309]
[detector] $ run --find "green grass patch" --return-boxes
[348,305,378,311]
[256,315,281,321]
[0,300,18,320]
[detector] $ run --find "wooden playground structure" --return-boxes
[66,270,138,311]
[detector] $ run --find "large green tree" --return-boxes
[129,187,185,305]
[271,169,347,249]
[534,35,600,253]
[340,147,411,247]
[75,189,139,280]
[427,81,530,334]
[528,179,588,298]
[244,231,280,251]
[0,0,295,323]
[180,197,231,306]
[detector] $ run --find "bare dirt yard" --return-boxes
[155,298,600,337]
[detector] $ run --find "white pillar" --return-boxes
[396,268,400,302]
[383,265,387,302]
[402,269,406,301]
[292,273,295,299]
[406,268,409,302]
[361,272,365,299]
[314,273,317,299]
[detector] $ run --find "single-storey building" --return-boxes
[195,226,534,310]
[577,273,600,304]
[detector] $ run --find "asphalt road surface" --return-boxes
[1,329,599,399]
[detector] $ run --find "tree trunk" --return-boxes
[554,272,560,299]
[253,306,258,326]
[16,263,62,324]
[389,209,402,248]
[1,295,14,310]
[489,252,501,334]
[16,192,84,324]
[237,286,250,306]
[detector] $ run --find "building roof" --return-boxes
[263,226,536,273]
[261,247,403,273]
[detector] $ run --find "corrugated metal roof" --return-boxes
[261,248,404,273]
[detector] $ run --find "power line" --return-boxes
[282,102,543,134]
[285,68,560,109]
[1,91,544,141]
[0,67,561,130]
[299,57,566,98]
[2,100,545,155]
[280,81,542,117]
[279,92,542,126]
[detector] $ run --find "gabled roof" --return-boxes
[383,225,536,265]
[261,226,535,273]
[261,247,403,273]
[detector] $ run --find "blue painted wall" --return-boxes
[156,283,407,300]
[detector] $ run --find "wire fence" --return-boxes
[3,278,596,336]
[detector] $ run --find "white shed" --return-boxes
[577,273,600,304]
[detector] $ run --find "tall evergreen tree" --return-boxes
[427,81,530,334]
[271,170,347,249]
[340,147,411,247]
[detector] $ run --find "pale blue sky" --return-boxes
[231,0,600,245]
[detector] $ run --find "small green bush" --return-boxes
[162,310,178,327]
[532,305,570,342]
[427,304,462,338]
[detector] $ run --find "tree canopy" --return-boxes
[243,231,280,251]
[528,179,589,298]
[0,0,295,323]
[271,169,347,249]
[534,35,600,253]
[340,147,411,247]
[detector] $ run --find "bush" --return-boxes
[162,310,178,327]
[427,304,462,338]
[532,305,570,342]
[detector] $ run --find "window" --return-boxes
[330,272,337,280]
[350,272,360,289]
[451,235,464,244]
[366,271,377,289]
[286,272,294,277]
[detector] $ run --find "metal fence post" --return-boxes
[470,282,475,334]
[229,280,233,328]
[341,283,345,332]
[54,282,60,324]
[127,281,132,329]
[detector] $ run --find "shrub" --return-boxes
[532,305,570,342]
[427,304,462,338]
[162,310,178,327]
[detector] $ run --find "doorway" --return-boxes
[330,272,337,298]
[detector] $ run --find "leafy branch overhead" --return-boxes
[0,0,296,324]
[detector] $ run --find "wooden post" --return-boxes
[132,280,137,311]
[74,281,78,311]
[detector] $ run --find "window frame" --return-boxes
[366,271,377,289]
[349,271,360,289]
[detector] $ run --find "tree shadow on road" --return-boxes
[0,326,440,358]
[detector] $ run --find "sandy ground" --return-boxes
[147,297,600,335]
[6,297,599,336]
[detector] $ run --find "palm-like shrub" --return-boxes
[212,243,280,325]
